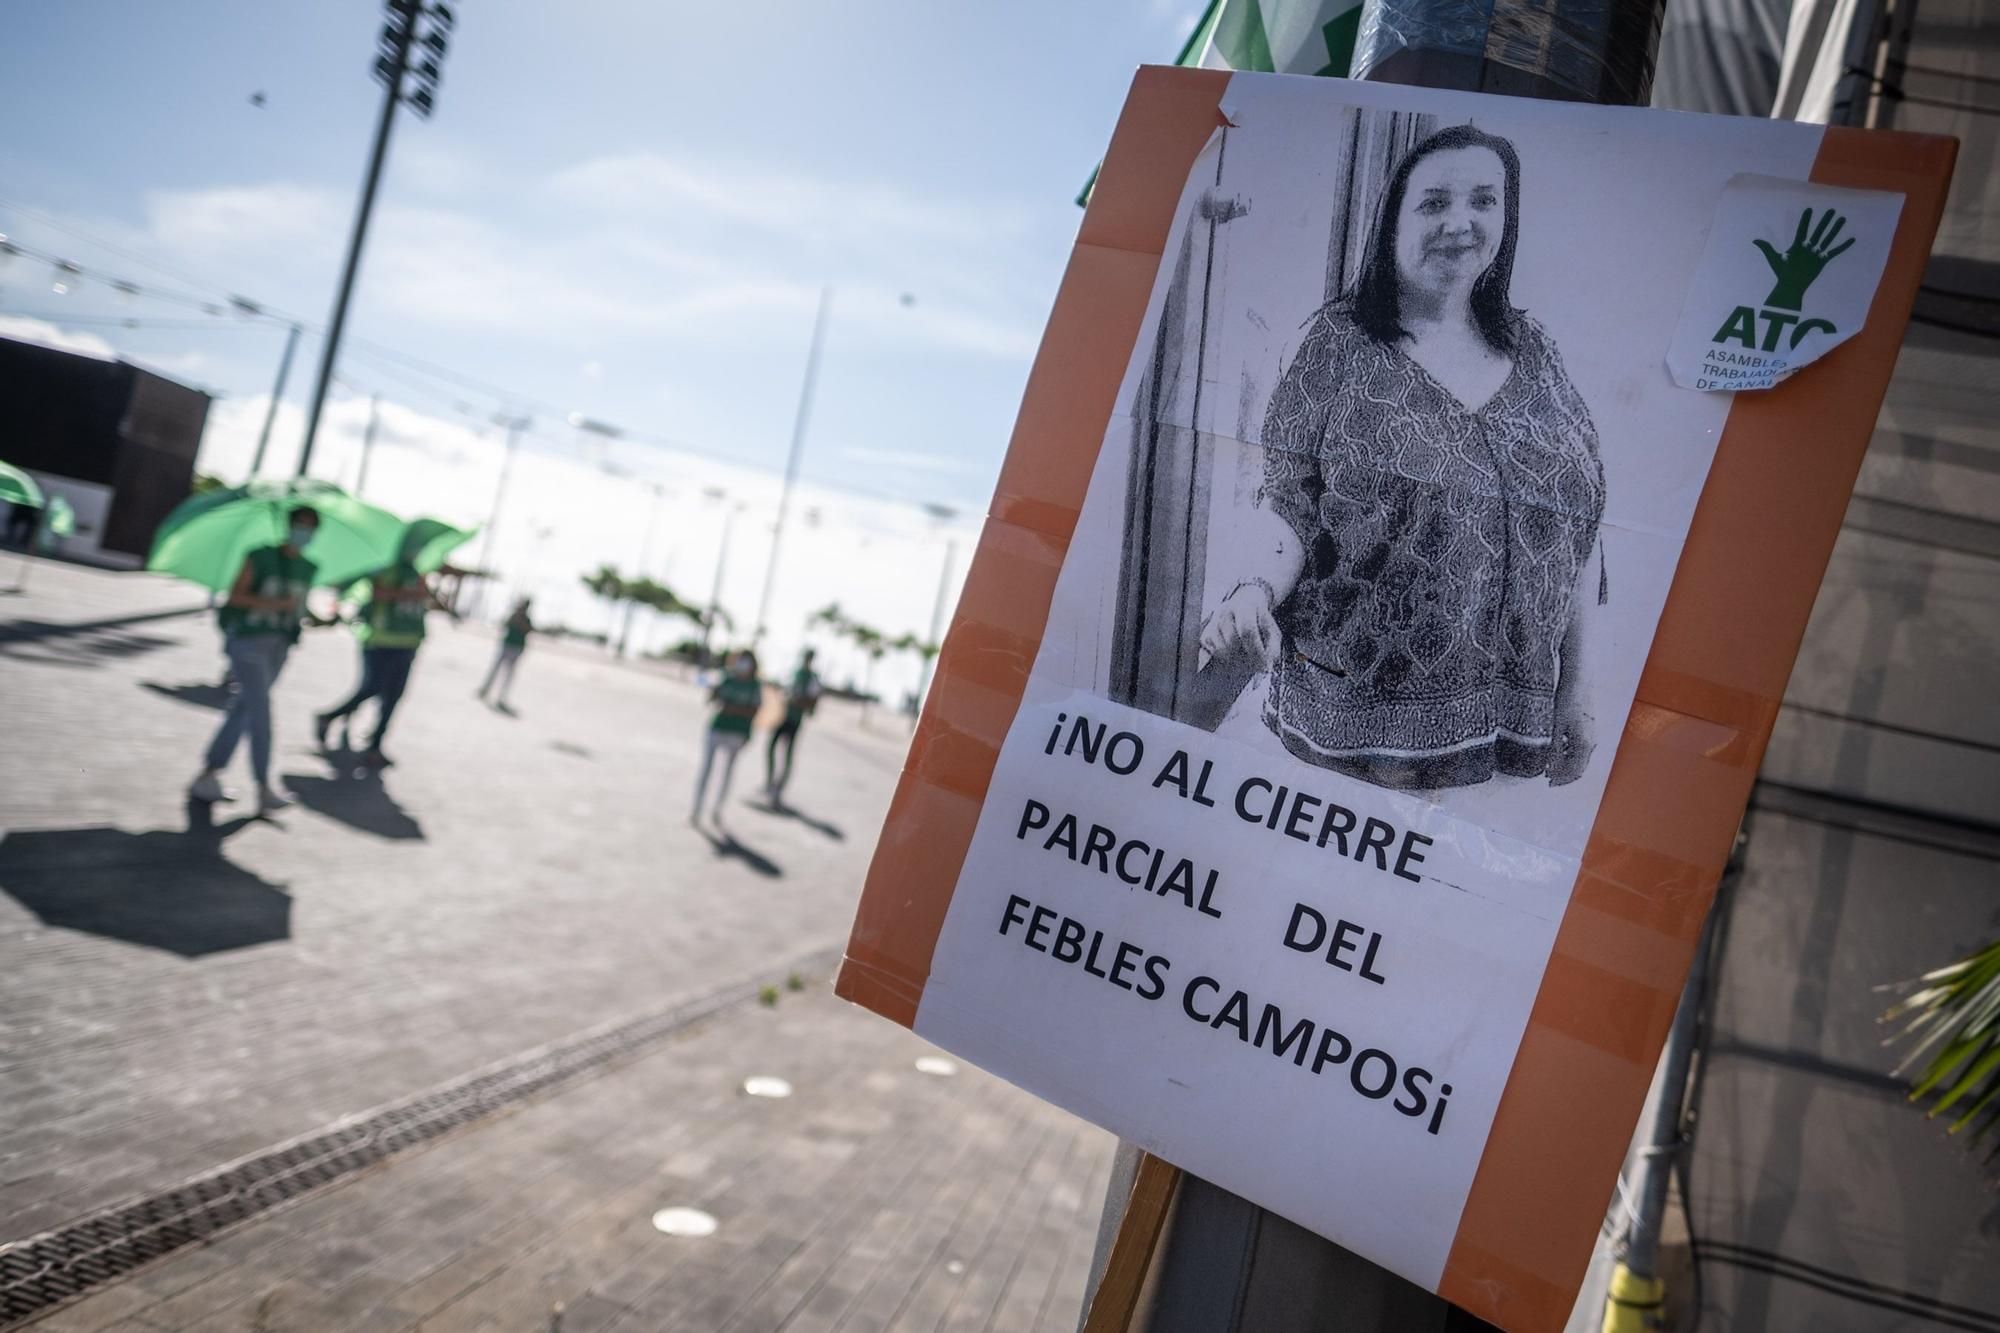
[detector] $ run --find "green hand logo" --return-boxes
[1753,207,1855,312]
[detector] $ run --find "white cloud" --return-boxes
[841,445,979,474]
[130,349,211,380]
[140,174,1045,361]
[0,316,115,358]
[192,392,979,697]
[548,151,1031,253]
[146,183,334,259]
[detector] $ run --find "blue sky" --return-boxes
[0,0,1190,511]
[0,2,1201,682]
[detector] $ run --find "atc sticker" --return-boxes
[1668,175,1903,393]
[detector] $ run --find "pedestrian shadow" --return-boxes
[0,605,205,644]
[743,797,845,841]
[282,771,425,841]
[700,826,782,878]
[0,625,183,668]
[0,810,291,957]
[140,680,234,711]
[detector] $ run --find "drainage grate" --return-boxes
[0,945,842,1327]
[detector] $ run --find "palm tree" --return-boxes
[1884,936,2000,1164]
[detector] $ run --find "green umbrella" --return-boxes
[0,461,45,510]
[399,517,478,573]
[146,478,407,593]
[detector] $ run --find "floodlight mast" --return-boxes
[295,0,453,478]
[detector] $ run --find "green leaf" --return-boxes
[1928,1044,2000,1119]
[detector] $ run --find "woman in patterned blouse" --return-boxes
[1200,124,1606,792]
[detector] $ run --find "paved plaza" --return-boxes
[0,562,1114,1330]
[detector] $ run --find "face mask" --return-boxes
[734,658,754,675]
[287,523,315,549]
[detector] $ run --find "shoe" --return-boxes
[189,771,230,804]
[313,713,333,749]
[257,785,293,813]
[362,747,394,768]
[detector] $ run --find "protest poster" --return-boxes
[836,66,1954,1331]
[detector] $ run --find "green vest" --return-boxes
[784,667,821,722]
[359,562,428,649]
[710,676,762,736]
[218,546,315,642]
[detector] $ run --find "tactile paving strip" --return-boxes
[0,946,841,1327]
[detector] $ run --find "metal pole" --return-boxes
[296,5,416,478]
[1602,828,1743,1332]
[353,392,383,498]
[470,415,527,620]
[753,284,831,641]
[617,484,665,659]
[916,535,956,704]
[248,322,300,477]
[704,503,739,662]
[1096,7,1672,1331]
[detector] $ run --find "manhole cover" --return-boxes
[742,1075,793,1099]
[652,1207,718,1237]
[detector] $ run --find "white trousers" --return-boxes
[693,729,747,816]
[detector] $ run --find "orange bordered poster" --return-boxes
[835,66,1955,1333]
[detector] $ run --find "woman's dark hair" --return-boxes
[1352,124,1522,353]
[287,504,320,525]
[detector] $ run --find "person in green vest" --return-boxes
[477,596,534,711]
[764,647,822,803]
[190,506,323,811]
[313,556,450,767]
[692,647,762,826]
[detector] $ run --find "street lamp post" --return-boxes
[616,481,669,659]
[247,322,301,477]
[703,488,745,664]
[470,413,530,620]
[752,285,832,641]
[353,392,383,498]
[295,0,453,478]
[916,502,959,707]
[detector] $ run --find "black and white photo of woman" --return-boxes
[1197,124,1607,793]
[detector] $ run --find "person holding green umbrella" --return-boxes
[190,505,325,811]
[0,460,43,545]
[2,461,46,591]
[313,526,457,767]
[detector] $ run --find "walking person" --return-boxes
[189,506,322,812]
[477,596,534,711]
[692,648,762,827]
[314,554,447,767]
[764,647,822,804]
[4,500,37,549]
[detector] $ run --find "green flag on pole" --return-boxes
[1078,0,1363,205]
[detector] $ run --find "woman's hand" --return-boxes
[1547,706,1595,787]
[1201,581,1281,675]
